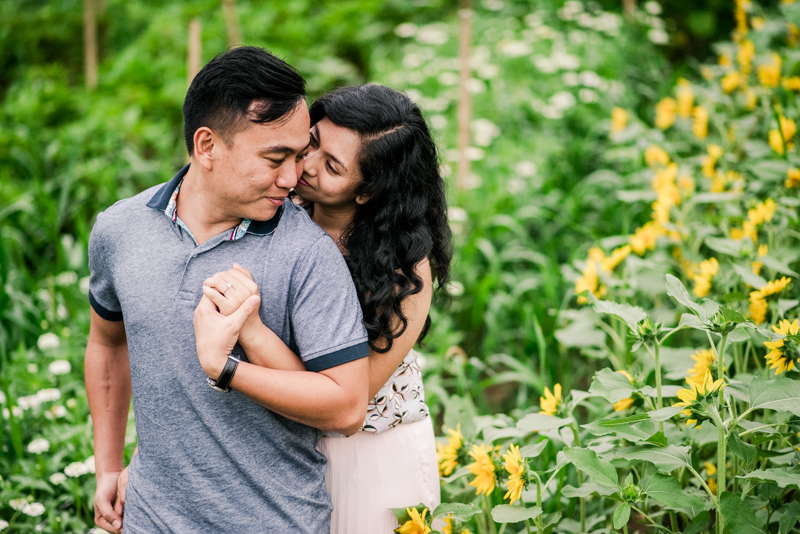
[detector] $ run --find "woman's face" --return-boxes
[295,117,364,208]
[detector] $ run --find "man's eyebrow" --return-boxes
[314,126,348,172]
[258,140,311,156]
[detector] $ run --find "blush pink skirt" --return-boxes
[317,417,441,533]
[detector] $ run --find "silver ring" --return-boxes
[222,282,232,295]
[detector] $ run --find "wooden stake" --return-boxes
[622,0,635,17]
[188,18,202,88]
[222,0,242,47]
[456,0,473,190]
[84,0,98,90]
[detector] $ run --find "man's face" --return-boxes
[210,101,310,221]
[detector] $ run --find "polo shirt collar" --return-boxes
[146,164,284,237]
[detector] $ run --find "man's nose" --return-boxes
[276,160,299,189]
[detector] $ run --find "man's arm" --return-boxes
[194,295,369,435]
[85,308,130,534]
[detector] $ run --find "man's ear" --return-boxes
[192,127,216,171]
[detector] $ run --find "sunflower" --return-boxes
[437,424,463,476]
[467,444,497,496]
[675,372,725,427]
[613,370,636,411]
[764,319,800,374]
[687,349,718,382]
[396,507,431,534]
[539,384,562,416]
[502,444,526,505]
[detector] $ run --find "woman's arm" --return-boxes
[193,294,369,435]
[206,260,433,399]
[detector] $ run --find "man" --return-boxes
[86,46,370,533]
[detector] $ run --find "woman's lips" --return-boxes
[297,177,311,188]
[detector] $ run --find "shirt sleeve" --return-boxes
[289,235,369,372]
[88,211,123,321]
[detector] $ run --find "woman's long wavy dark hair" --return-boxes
[309,84,452,353]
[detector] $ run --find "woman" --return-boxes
[200,84,452,532]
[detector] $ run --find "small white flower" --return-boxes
[416,24,449,46]
[477,63,499,79]
[49,473,67,485]
[12,406,23,418]
[464,146,485,161]
[549,91,577,110]
[579,70,602,88]
[534,25,555,39]
[27,364,38,374]
[497,40,532,57]
[568,30,587,44]
[37,388,62,404]
[49,360,71,375]
[562,72,580,86]
[471,118,501,147]
[64,461,89,477]
[552,52,580,70]
[541,106,564,120]
[649,16,665,29]
[648,28,669,45]
[482,0,505,10]
[66,398,77,409]
[579,88,599,103]
[448,207,468,223]
[507,178,526,194]
[467,78,486,94]
[402,53,422,69]
[644,1,662,15]
[0,391,4,404]
[22,502,45,517]
[395,22,417,38]
[0,519,8,530]
[515,161,538,177]
[525,13,543,27]
[406,71,424,85]
[439,163,452,178]
[437,71,459,86]
[84,456,96,474]
[56,304,68,320]
[533,56,557,74]
[9,498,27,511]
[54,271,78,286]
[37,333,60,351]
[1,408,7,419]
[37,290,51,303]
[430,114,448,130]
[18,395,36,410]
[51,405,68,418]
[27,438,50,454]
[79,276,91,294]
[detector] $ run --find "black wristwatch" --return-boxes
[206,354,240,393]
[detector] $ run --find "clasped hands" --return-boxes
[193,263,263,380]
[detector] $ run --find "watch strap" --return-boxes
[207,354,240,393]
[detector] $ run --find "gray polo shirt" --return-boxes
[88,165,369,533]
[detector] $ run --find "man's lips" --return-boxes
[266,197,286,206]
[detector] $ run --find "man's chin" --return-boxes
[247,200,283,222]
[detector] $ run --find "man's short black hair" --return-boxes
[182,46,307,155]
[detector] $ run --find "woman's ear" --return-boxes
[355,194,370,205]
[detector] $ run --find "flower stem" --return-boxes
[484,495,498,534]
[654,341,664,435]
[717,332,728,407]
[710,407,727,534]
[571,422,586,533]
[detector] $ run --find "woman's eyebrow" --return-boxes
[315,126,348,172]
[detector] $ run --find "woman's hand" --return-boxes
[202,264,262,347]
[193,293,260,379]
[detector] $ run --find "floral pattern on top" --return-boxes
[325,350,429,438]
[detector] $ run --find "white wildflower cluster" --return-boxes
[9,498,28,511]
[17,388,61,411]
[27,438,50,454]
[45,404,68,420]
[497,39,532,58]
[36,332,60,351]
[54,271,78,286]
[533,48,581,74]
[0,391,5,404]
[558,1,622,35]
[22,502,45,517]
[448,207,469,236]
[48,359,71,375]
[64,456,95,478]
[79,276,91,294]
[471,119,501,146]
[49,472,67,485]
[0,519,7,530]
[515,161,538,178]
[415,23,449,46]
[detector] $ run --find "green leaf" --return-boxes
[665,274,709,321]
[491,504,543,524]
[717,307,750,325]
[519,440,549,458]
[444,395,478,440]
[598,413,651,427]
[642,474,712,517]
[684,511,711,534]
[704,236,743,256]
[563,447,618,488]
[778,299,800,317]
[587,292,648,331]
[589,368,636,403]
[728,432,757,467]
[760,256,799,277]
[431,502,482,521]
[749,376,800,416]
[562,482,617,498]
[677,313,705,330]
[516,414,573,434]
[720,491,767,534]
[646,431,668,447]
[779,500,800,534]
[613,503,631,530]
[390,502,427,525]
[733,264,769,289]
[648,405,685,421]
[622,445,692,473]
[738,468,800,489]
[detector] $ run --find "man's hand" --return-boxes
[95,471,123,533]
[194,293,260,378]
[113,466,129,523]
[202,264,262,346]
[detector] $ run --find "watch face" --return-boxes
[206,376,231,393]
